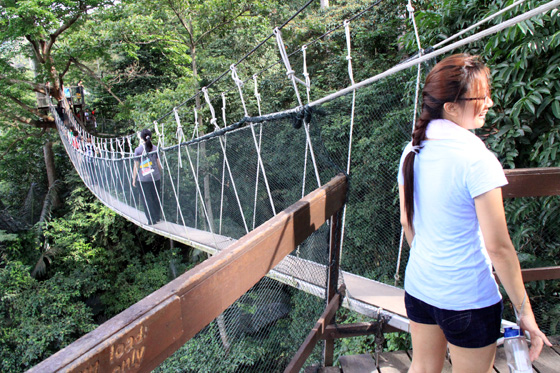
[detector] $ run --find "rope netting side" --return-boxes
[50,1,560,369]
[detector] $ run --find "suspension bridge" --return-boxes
[30,0,560,371]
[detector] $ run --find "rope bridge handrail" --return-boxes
[28,174,347,373]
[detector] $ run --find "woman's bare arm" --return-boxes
[132,161,139,187]
[398,184,415,246]
[475,188,551,360]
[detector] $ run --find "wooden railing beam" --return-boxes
[30,173,348,373]
[503,167,560,198]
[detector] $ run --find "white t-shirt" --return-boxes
[397,119,508,310]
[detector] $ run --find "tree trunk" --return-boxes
[190,43,215,233]
[320,0,329,8]
[43,141,61,208]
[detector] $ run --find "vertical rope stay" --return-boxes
[160,144,188,229]
[302,45,311,103]
[154,121,167,222]
[219,93,227,235]
[174,107,184,169]
[274,27,322,189]
[233,71,276,220]
[114,140,130,207]
[395,0,424,286]
[174,107,185,222]
[339,19,357,262]
[252,76,263,229]
[183,136,222,251]
[230,65,249,117]
[203,87,249,234]
[300,45,310,198]
[192,107,200,228]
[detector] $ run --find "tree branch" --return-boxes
[45,3,86,58]
[25,36,45,64]
[60,58,73,81]
[4,94,50,120]
[70,57,124,104]
[0,75,47,95]
[0,107,54,129]
[167,0,195,47]
[194,6,252,46]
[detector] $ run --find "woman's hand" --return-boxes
[519,309,552,361]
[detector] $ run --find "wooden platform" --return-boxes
[319,340,560,373]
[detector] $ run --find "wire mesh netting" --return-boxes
[503,196,560,335]
[52,45,560,370]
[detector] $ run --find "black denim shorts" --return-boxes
[405,292,503,348]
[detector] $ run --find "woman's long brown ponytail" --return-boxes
[402,54,490,228]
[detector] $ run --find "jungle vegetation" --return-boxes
[0,0,559,371]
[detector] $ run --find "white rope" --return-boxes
[219,93,227,234]
[174,107,184,169]
[302,45,311,102]
[252,77,263,229]
[221,93,228,126]
[219,135,227,235]
[201,88,218,129]
[191,108,199,140]
[114,140,130,206]
[274,27,322,189]
[203,87,249,234]
[230,65,249,117]
[434,0,527,49]
[184,142,217,235]
[153,120,164,149]
[344,20,355,85]
[161,146,188,229]
[394,0,424,287]
[104,139,119,198]
[339,18,358,262]
[310,0,560,108]
[193,108,200,228]
[173,107,185,222]
[273,28,310,91]
[249,123,277,218]
[407,0,423,55]
[300,45,311,198]
[248,75,277,222]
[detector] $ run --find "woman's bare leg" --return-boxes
[409,321,448,373]
[447,342,496,373]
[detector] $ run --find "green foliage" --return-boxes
[333,308,411,362]
[0,261,96,372]
[2,0,560,369]
[157,284,323,372]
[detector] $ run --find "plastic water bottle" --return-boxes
[503,326,532,373]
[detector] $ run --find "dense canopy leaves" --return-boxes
[0,0,559,370]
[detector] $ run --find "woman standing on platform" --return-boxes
[397,54,551,373]
[132,129,163,225]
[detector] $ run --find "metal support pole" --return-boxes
[323,207,343,366]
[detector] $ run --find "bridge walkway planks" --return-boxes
[328,338,560,372]
[90,183,410,329]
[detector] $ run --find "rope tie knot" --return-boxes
[230,65,244,88]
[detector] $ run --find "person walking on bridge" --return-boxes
[132,129,163,225]
[398,54,551,373]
